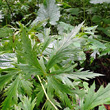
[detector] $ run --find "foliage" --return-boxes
[0,0,110,110]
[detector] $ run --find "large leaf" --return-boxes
[36,0,60,25]
[46,22,84,70]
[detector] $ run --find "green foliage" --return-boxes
[15,96,36,110]
[81,83,110,110]
[0,0,110,110]
[0,21,108,110]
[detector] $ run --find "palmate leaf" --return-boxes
[2,76,20,110]
[20,24,46,75]
[81,83,110,110]
[46,22,84,70]
[36,0,60,26]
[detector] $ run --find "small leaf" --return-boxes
[19,96,36,110]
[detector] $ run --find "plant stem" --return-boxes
[37,75,58,110]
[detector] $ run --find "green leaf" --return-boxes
[0,27,13,38]
[20,24,41,70]
[36,84,45,107]
[0,74,13,90]
[18,96,36,110]
[21,79,33,96]
[92,15,102,24]
[17,64,43,79]
[87,38,106,49]
[36,0,60,25]
[42,28,51,52]
[2,76,20,110]
[47,76,73,94]
[66,8,80,16]
[46,22,84,70]
[47,76,73,108]
[56,70,103,81]
[99,105,106,110]
[82,83,110,110]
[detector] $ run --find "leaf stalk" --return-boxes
[37,75,58,110]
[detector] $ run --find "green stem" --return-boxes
[37,75,58,110]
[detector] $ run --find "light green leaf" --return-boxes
[57,22,73,35]
[36,0,60,25]
[0,53,16,69]
[46,22,84,70]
